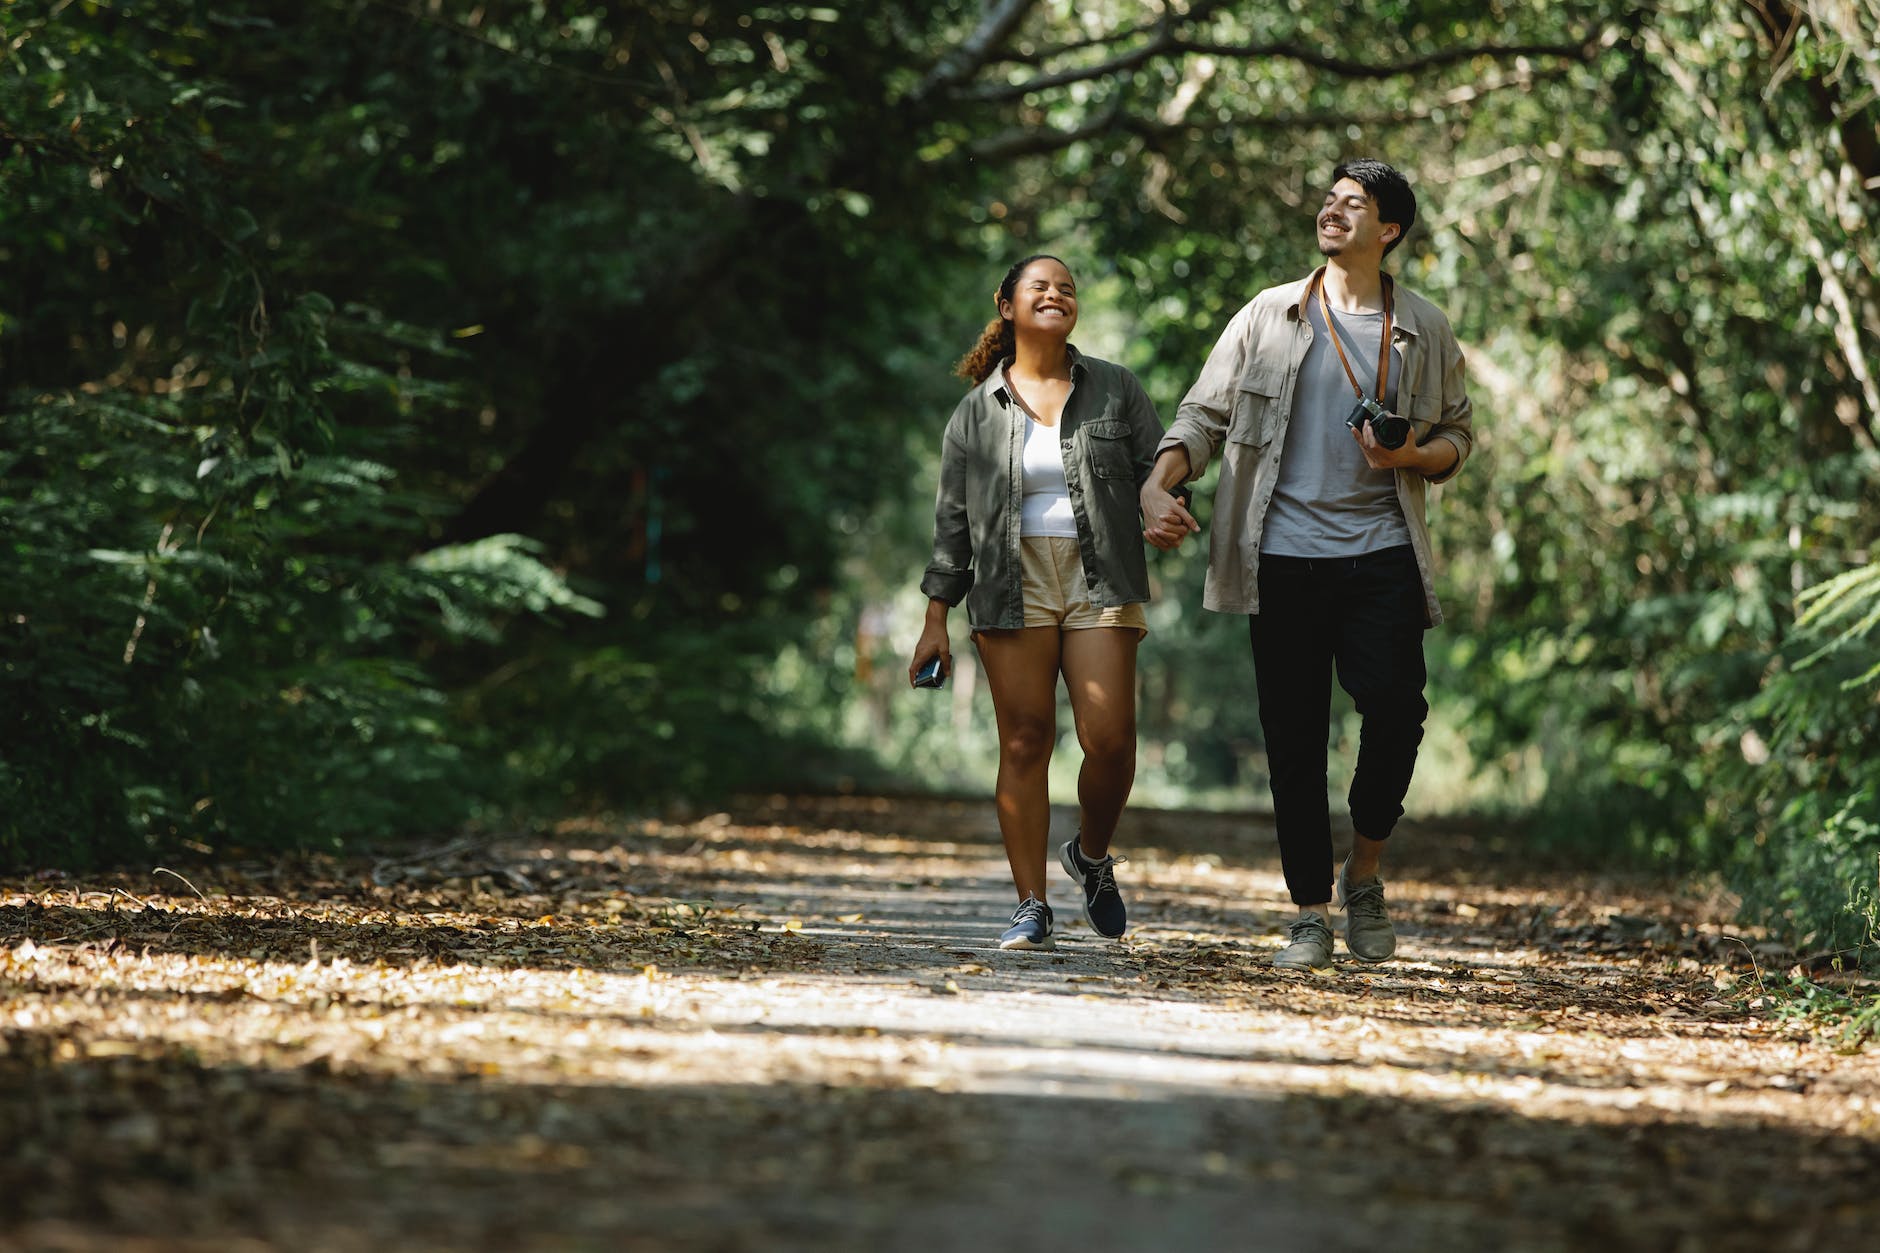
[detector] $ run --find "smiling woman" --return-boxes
[950,253,1076,386]
[910,254,1189,953]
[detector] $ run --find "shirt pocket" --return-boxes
[1229,365,1284,447]
[1081,418,1135,480]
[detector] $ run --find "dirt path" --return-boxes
[3,796,1877,1251]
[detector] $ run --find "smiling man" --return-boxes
[1138,158,1474,971]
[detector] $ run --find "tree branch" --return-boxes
[1744,0,1880,207]
[963,30,1178,101]
[986,19,1164,66]
[359,0,605,83]
[909,0,1040,104]
[986,0,1234,65]
[1175,36,1605,80]
[963,67,1577,161]
[964,32,1605,103]
[968,103,1144,162]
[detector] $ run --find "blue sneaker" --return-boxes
[1058,835,1127,939]
[998,896,1055,950]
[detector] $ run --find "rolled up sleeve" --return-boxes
[1423,329,1473,485]
[919,411,974,605]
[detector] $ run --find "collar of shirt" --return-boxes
[1282,271,1427,341]
[984,342,1090,409]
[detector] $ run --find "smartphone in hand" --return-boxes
[913,656,946,689]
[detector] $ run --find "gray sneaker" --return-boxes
[1271,911,1334,970]
[1337,863,1397,963]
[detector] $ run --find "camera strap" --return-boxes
[1309,267,1393,404]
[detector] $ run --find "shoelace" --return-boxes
[1088,854,1125,896]
[1288,914,1331,942]
[1343,878,1387,920]
[1011,897,1050,926]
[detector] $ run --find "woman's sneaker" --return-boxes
[999,895,1055,950]
[1058,835,1128,939]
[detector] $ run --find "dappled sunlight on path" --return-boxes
[3,796,1877,1251]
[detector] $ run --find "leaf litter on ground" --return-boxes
[3,799,1877,1250]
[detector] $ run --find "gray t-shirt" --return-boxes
[1259,299,1412,557]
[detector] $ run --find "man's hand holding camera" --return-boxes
[1350,411,1458,478]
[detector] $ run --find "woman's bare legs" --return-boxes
[974,627,1064,901]
[1059,627,1139,860]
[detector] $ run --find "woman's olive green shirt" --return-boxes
[921,347,1165,632]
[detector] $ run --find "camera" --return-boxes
[1344,396,1410,450]
[913,656,946,689]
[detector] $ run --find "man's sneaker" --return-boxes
[1058,835,1128,939]
[1270,911,1334,970]
[999,895,1055,951]
[1337,862,1397,963]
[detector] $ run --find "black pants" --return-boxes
[1250,545,1429,907]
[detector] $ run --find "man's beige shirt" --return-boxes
[1158,270,1474,626]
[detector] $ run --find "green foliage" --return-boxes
[0,297,607,866]
[0,1,605,867]
[412,537,604,642]
[6,0,1880,969]
[8,355,424,864]
[1410,3,1880,956]
[740,0,1880,963]
[1704,559,1880,957]
[1744,967,1880,1054]
[1795,563,1880,683]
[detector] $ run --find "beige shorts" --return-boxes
[992,536,1147,636]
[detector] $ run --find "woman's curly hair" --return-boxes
[953,253,1068,383]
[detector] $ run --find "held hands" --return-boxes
[1140,482,1199,550]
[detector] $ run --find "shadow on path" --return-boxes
[2,795,1874,1252]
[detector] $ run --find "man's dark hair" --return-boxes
[1333,158,1416,258]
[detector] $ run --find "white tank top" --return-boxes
[1019,416,1078,537]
